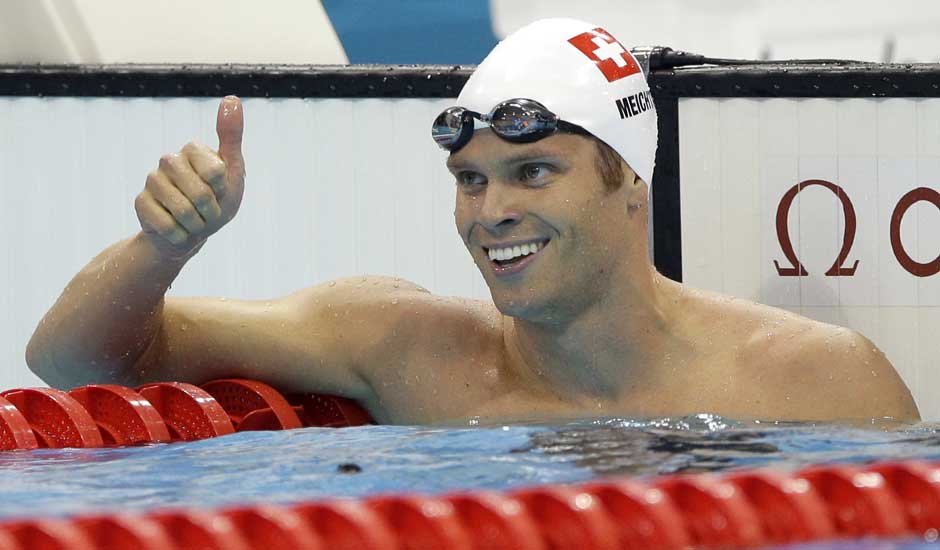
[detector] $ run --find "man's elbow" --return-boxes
[25,333,55,386]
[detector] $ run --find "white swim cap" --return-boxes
[456,18,658,186]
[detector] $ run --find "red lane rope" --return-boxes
[0,378,935,549]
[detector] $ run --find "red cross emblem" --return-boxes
[567,27,641,83]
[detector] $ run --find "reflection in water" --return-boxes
[517,414,940,477]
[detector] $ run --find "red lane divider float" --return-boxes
[0,519,95,550]
[871,461,940,537]
[293,500,398,550]
[223,505,323,550]
[655,473,764,548]
[367,495,474,550]
[201,378,302,431]
[0,529,18,550]
[0,395,37,451]
[580,479,690,550]
[148,509,251,550]
[287,392,374,428]
[447,491,545,550]
[136,382,235,441]
[799,465,908,537]
[725,470,835,545]
[511,486,620,550]
[67,385,170,446]
[0,378,374,450]
[0,389,102,449]
[72,514,174,550]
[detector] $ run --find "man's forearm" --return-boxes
[26,232,193,389]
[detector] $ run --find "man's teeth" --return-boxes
[487,242,545,262]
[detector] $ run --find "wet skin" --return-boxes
[27,100,920,425]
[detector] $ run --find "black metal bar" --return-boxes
[0,64,474,98]
[5,63,940,98]
[651,96,681,282]
[648,63,940,98]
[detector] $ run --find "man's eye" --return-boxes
[457,172,486,187]
[521,163,552,182]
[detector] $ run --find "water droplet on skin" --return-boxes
[180,324,188,331]
[391,299,399,305]
[328,281,336,287]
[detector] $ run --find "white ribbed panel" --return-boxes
[0,96,489,390]
[681,97,940,420]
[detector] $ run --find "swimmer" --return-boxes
[26,19,919,424]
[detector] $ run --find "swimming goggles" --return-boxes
[431,98,588,152]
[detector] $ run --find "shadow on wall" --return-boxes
[321,0,499,64]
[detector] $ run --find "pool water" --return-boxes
[1,414,939,548]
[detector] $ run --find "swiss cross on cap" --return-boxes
[567,27,641,83]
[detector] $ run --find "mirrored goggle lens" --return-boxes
[431,108,466,148]
[489,103,558,139]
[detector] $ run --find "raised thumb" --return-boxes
[216,96,244,175]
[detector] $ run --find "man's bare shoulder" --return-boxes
[674,286,918,421]
[707,295,920,422]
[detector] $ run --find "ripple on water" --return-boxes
[0,415,937,520]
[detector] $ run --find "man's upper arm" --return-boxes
[135,276,428,399]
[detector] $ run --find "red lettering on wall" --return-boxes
[774,179,859,277]
[890,187,940,277]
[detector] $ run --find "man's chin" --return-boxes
[489,289,554,321]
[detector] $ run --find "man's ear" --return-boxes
[624,164,647,212]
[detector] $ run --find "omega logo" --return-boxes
[775,179,940,278]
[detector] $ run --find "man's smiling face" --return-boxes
[449,129,635,323]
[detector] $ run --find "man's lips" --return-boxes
[482,239,550,276]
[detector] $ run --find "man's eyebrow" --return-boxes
[447,148,563,171]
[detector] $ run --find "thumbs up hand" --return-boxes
[135,96,247,259]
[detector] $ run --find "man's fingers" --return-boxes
[145,168,207,234]
[216,96,245,178]
[181,142,227,199]
[158,153,223,224]
[135,192,190,246]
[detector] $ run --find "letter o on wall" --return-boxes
[890,187,940,277]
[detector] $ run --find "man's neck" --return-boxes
[504,267,681,404]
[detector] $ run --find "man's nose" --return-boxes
[478,183,523,232]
